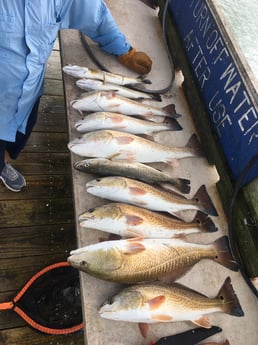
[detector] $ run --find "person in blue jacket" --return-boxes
[0,0,152,192]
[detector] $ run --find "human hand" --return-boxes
[117,48,152,75]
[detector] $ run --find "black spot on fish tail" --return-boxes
[193,185,218,216]
[213,235,239,271]
[185,133,204,157]
[193,211,218,232]
[162,116,183,131]
[217,277,244,317]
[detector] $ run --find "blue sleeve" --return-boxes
[61,0,131,55]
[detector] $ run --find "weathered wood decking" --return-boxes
[0,40,85,345]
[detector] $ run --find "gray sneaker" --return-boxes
[0,163,26,192]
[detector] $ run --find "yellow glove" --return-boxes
[117,48,152,75]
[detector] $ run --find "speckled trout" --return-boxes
[75,79,161,101]
[74,158,190,194]
[62,65,151,85]
[74,112,182,134]
[68,237,238,284]
[85,176,218,217]
[68,130,202,166]
[70,91,180,122]
[78,203,217,238]
[98,278,244,327]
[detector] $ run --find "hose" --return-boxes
[79,0,174,94]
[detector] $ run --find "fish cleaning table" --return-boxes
[59,1,258,344]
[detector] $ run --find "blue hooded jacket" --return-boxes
[0,0,131,142]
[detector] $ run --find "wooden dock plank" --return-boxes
[0,38,85,344]
[0,327,84,345]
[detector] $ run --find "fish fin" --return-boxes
[165,158,180,167]
[185,133,204,157]
[223,340,230,345]
[192,185,218,216]
[192,315,211,328]
[138,76,152,84]
[150,93,162,102]
[138,323,149,338]
[193,211,218,233]
[162,187,188,199]
[158,178,191,194]
[124,239,146,254]
[162,103,180,118]
[171,233,187,241]
[213,236,238,271]
[115,136,135,145]
[147,295,166,310]
[151,314,173,321]
[110,114,125,123]
[125,229,144,238]
[160,117,183,131]
[139,0,158,10]
[216,277,244,317]
[139,134,156,142]
[125,214,144,226]
[129,186,147,195]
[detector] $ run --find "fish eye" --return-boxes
[80,260,87,267]
[96,178,101,182]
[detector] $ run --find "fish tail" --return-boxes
[185,133,204,157]
[216,277,244,317]
[192,211,218,232]
[169,178,191,194]
[193,185,218,216]
[162,104,181,119]
[150,93,162,102]
[213,236,239,271]
[138,76,152,84]
[162,117,183,131]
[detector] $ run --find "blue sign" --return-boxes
[169,0,258,186]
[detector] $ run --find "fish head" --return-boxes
[79,203,122,228]
[76,78,102,90]
[63,65,89,78]
[70,91,102,111]
[68,243,123,277]
[99,287,144,321]
[86,176,127,198]
[67,135,90,156]
[68,131,112,156]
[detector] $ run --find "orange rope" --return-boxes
[14,306,83,335]
[13,262,71,303]
[0,301,14,310]
[0,262,84,334]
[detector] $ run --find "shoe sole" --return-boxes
[0,176,26,192]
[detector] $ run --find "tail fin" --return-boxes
[150,93,162,102]
[159,178,191,194]
[162,117,183,131]
[162,104,181,119]
[192,211,218,232]
[185,133,204,157]
[138,76,152,84]
[193,185,218,216]
[217,277,244,317]
[213,236,239,271]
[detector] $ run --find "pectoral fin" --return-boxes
[192,315,211,328]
